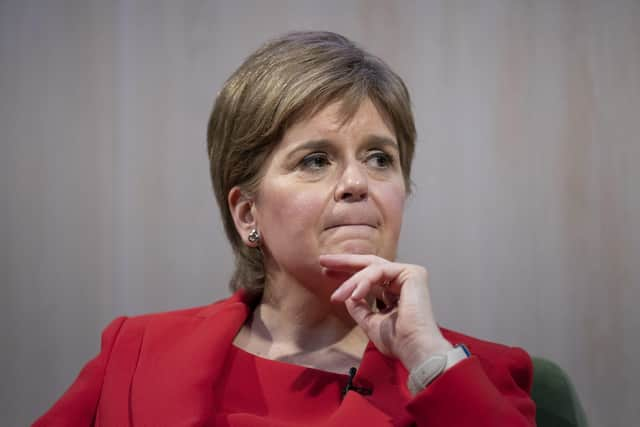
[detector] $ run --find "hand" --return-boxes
[320,254,453,371]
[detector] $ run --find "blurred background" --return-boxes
[1,0,638,425]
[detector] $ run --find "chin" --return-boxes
[335,241,379,255]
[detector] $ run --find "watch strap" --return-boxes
[407,344,471,395]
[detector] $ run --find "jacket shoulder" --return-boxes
[441,326,533,394]
[121,292,243,326]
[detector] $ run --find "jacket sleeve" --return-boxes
[32,317,128,427]
[406,346,537,426]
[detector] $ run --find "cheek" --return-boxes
[377,183,406,260]
[379,182,406,231]
[259,185,326,240]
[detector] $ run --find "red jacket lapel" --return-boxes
[100,295,249,426]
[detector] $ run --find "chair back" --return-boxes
[531,357,588,427]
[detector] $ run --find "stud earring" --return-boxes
[248,228,260,245]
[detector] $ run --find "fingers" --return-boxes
[330,262,405,302]
[344,297,372,325]
[344,297,382,333]
[380,289,399,311]
[345,295,397,357]
[325,254,438,362]
[321,253,391,302]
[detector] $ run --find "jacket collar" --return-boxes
[131,291,415,426]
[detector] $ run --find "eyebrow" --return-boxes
[286,135,399,158]
[361,135,399,151]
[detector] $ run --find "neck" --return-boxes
[234,270,368,372]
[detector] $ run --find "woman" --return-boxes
[34,31,536,426]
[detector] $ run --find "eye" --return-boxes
[366,151,394,169]
[299,152,331,171]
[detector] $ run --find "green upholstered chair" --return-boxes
[531,357,588,427]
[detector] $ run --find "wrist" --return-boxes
[406,343,471,395]
[401,337,454,372]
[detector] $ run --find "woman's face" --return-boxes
[252,98,406,288]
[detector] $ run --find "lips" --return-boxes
[324,211,379,230]
[326,223,376,229]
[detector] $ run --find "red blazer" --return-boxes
[33,292,536,426]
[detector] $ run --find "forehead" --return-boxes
[280,98,397,147]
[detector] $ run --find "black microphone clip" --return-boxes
[341,367,372,399]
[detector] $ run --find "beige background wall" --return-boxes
[2,1,638,425]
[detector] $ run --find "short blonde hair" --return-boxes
[207,31,416,298]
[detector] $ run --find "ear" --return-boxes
[228,186,258,247]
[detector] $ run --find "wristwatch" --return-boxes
[407,344,471,395]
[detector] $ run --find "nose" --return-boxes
[334,162,368,202]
